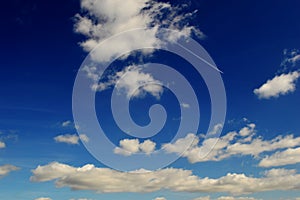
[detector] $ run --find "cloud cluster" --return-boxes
[254,71,300,99]
[31,162,300,195]
[54,134,89,145]
[163,123,300,165]
[114,138,156,156]
[0,165,19,178]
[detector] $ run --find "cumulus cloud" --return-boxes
[114,138,156,156]
[254,71,300,99]
[76,0,202,99]
[259,147,300,167]
[31,162,300,195]
[92,65,163,99]
[54,134,89,145]
[163,123,300,164]
[74,0,202,60]
[0,165,19,178]
[0,141,5,148]
[35,198,52,200]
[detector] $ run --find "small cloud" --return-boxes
[254,71,300,99]
[154,197,167,200]
[180,103,190,109]
[35,198,52,200]
[0,141,5,149]
[54,134,89,145]
[62,120,72,127]
[114,139,156,156]
[0,165,20,178]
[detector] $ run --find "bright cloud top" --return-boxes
[31,162,300,195]
[254,71,300,99]
[194,196,260,200]
[54,134,89,145]
[74,0,202,62]
[114,138,156,156]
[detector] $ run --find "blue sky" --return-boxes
[1,0,300,200]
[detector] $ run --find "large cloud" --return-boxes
[254,71,300,99]
[163,123,300,164]
[0,165,19,178]
[74,0,202,62]
[31,162,300,195]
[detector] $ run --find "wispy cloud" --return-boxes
[0,165,20,178]
[54,134,89,145]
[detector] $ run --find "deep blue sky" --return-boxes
[1,0,300,200]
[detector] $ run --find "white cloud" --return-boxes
[259,147,300,167]
[93,65,163,99]
[75,0,202,61]
[54,134,89,145]
[62,120,72,127]
[114,138,156,156]
[0,141,5,148]
[180,103,190,109]
[193,197,210,200]
[290,54,300,63]
[163,123,300,164]
[193,197,259,200]
[154,197,166,200]
[0,165,19,178]
[254,71,300,99]
[31,162,300,195]
[35,198,52,200]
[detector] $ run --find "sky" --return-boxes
[1,0,300,200]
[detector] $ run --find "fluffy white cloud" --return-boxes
[259,147,300,167]
[35,198,52,200]
[114,138,156,156]
[75,0,202,61]
[92,65,163,99]
[31,162,300,195]
[54,134,89,145]
[164,123,300,164]
[254,71,300,99]
[0,165,19,178]
[0,141,5,148]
